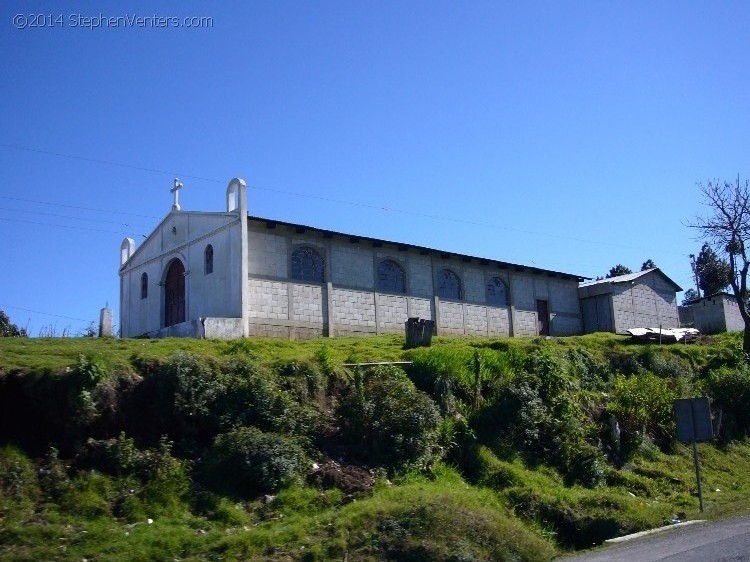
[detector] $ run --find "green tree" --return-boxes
[692,178,750,353]
[0,309,26,337]
[682,288,699,305]
[641,259,656,271]
[606,264,633,278]
[695,243,731,297]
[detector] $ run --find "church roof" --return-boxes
[248,214,588,282]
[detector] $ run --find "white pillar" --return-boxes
[227,178,249,337]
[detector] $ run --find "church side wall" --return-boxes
[245,222,583,340]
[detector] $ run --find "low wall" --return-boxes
[145,317,244,339]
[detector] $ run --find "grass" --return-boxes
[2,330,750,560]
[0,461,554,562]
[0,331,742,377]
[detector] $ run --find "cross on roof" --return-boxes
[171,178,183,211]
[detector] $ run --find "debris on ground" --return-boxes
[626,327,700,343]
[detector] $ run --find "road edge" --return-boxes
[604,520,707,544]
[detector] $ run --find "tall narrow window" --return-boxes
[291,247,325,282]
[204,244,214,275]
[486,277,508,306]
[140,272,148,299]
[437,269,462,300]
[377,259,406,293]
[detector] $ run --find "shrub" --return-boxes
[703,363,750,439]
[567,348,610,391]
[203,426,307,497]
[166,353,224,445]
[38,446,72,501]
[138,437,191,513]
[338,366,442,471]
[407,348,513,415]
[276,359,325,403]
[608,373,676,457]
[0,445,39,508]
[639,349,694,380]
[219,358,320,437]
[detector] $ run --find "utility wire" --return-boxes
[0,206,151,228]
[0,142,222,185]
[0,216,142,236]
[0,195,161,220]
[0,304,91,323]
[0,141,687,256]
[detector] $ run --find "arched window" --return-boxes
[486,277,508,306]
[291,246,325,282]
[377,259,406,294]
[140,272,148,299]
[437,269,462,300]
[204,244,214,275]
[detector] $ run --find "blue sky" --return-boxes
[1,1,748,335]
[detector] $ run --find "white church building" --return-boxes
[119,178,588,340]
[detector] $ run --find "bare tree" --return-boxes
[692,177,750,353]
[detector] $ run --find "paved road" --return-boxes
[560,515,750,561]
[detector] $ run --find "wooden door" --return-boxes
[165,260,185,327]
[536,299,550,336]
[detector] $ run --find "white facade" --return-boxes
[120,178,585,339]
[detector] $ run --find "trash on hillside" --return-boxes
[626,327,700,343]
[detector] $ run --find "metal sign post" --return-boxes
[674,397,713,512]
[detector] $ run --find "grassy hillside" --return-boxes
[2,332,750,561]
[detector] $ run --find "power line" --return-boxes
[0,142,222,185]
[0,206,151,228]
[0,304,91,323]
[0,216,141,236]
[0,195,161,220]
[0,141,689,256]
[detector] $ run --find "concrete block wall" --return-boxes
[550,315,583,336]
[248,230,288,278]
[514,310,538,336]
[690,295,745,333]
[243,220,583,341]
[512,273,536,310]
[331,244,374,289]
[408,297,433,322]
[610,275,679,333]
[465,305,489,336]
[292,284,325,324]
[723,296,745,331]
[488,308,511,336]
[375,294,409,332]
[691,297,728,333]
[247,279,288,320]
[406,254,433,297]
[331,288,376,334]
[439,301,466,335]
[462,268,485,303]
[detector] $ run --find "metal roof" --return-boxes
[579,268,682,291]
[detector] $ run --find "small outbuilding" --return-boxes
[578,269,682,334]
[679,292,745,333]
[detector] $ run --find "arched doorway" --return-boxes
[165,259,185,327]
